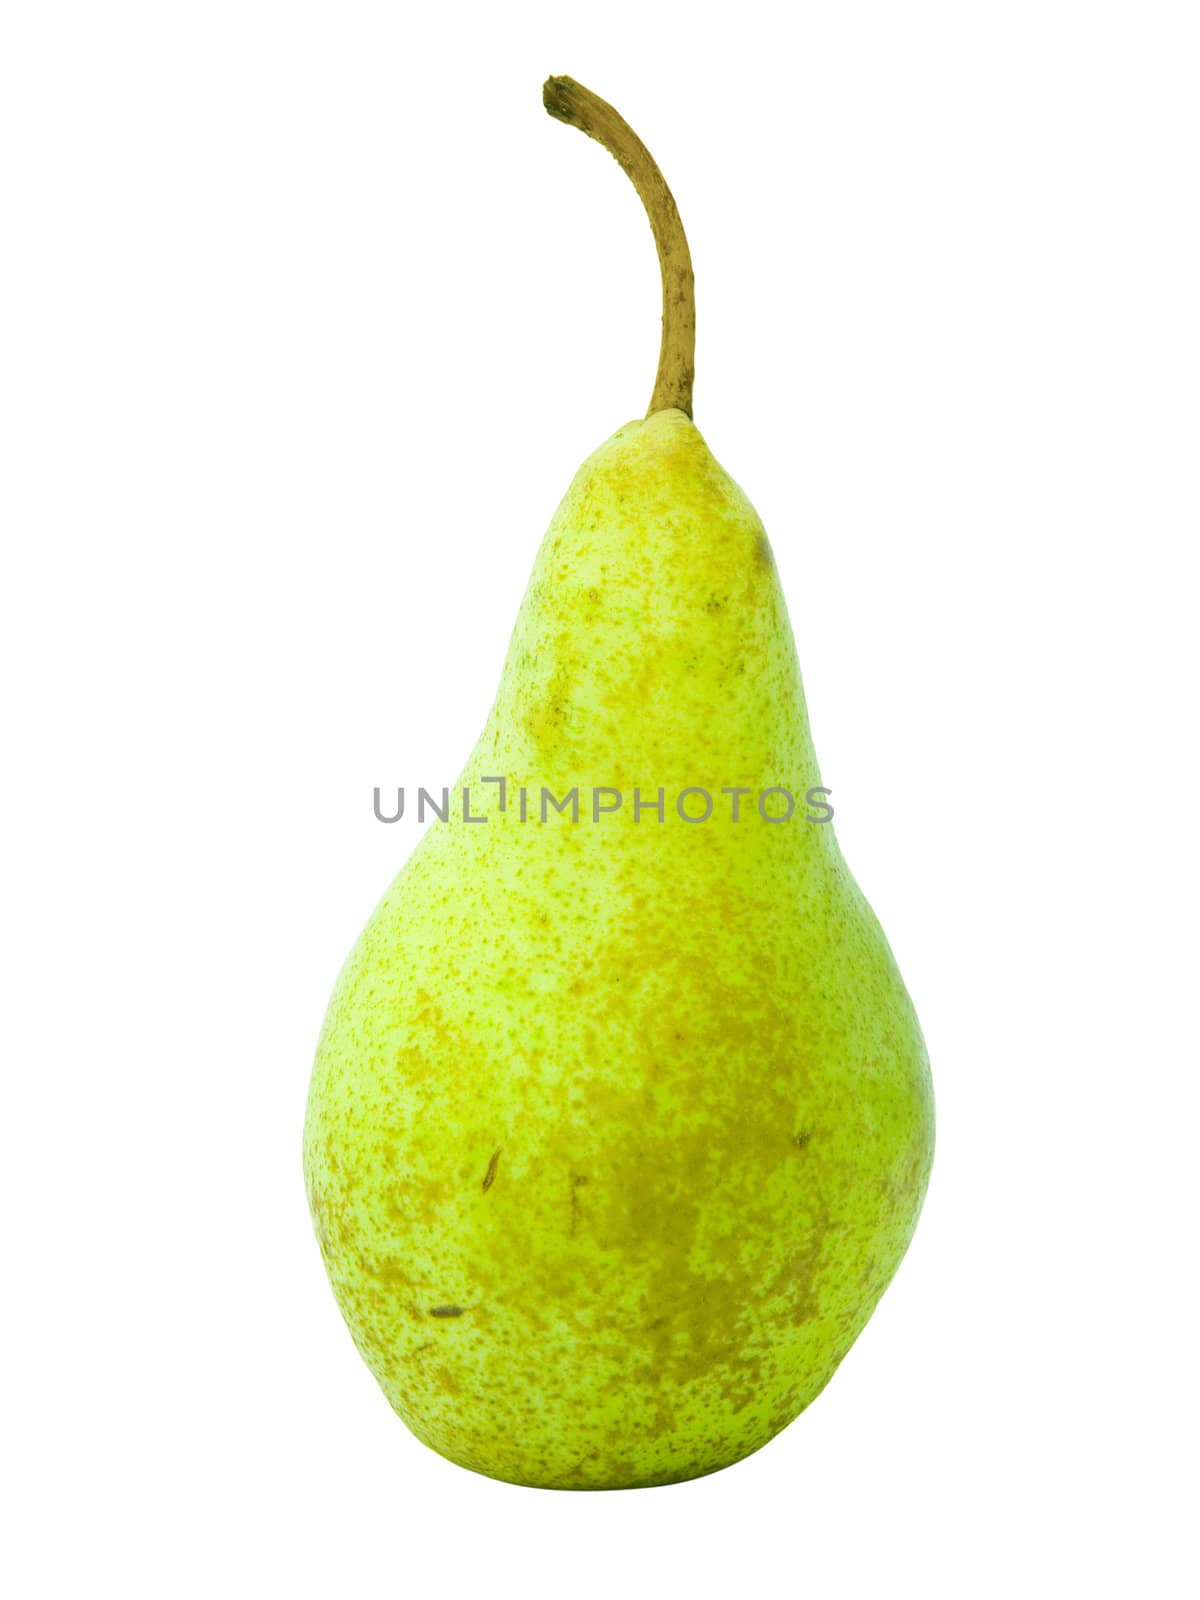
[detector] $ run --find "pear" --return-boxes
[304,76,934,1490]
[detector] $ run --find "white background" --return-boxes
[2,3,1197,1596]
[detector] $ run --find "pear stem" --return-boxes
[543,75,695,419]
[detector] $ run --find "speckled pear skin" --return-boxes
[304,409,934,1489]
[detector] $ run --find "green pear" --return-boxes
[304,76,934,1490]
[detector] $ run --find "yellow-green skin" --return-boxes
[304,409,934,1489]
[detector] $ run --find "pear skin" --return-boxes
[304,406,934,1488]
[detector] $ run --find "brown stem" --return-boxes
[543,75,695,419]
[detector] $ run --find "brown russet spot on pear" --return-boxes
[303,75,934,1490]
